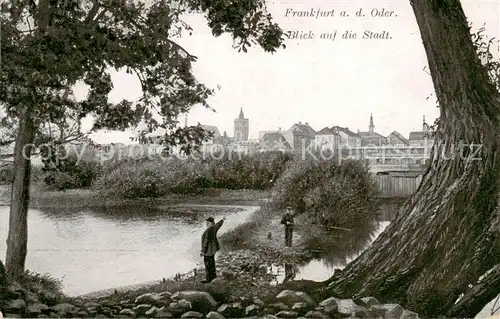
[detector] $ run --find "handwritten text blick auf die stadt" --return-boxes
[284,7,397,42]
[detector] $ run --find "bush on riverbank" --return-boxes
[0,260,65,311]
[93,151,293,198]
[42,155,102,191]
[0,167,12,184]
[273,159,379,230]
[1,152,101,191]
[39,144,103,191]
[0,165,43,185]
[19,270,65,302]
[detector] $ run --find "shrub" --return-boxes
[272,159,380,230]
[207,151,293,190]
[20,270,64,297]
[42,154,102,191]
[0,165,43,185]
[93,156,201,198]
[94,151,293,198]
[0,166,13,184]
[0,261,64,309]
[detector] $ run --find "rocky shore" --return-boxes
[2,282,420,318]
[0,189,420,318]
[1,249,421,318]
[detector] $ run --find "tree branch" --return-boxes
[84,0,100,24]
[167,39,197,61]
[9,0,28,25]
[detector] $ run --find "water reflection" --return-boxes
[36,204,207,224]
[270,199,404,284]
[283,263,296,282]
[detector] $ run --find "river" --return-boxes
[0,199,496,318]
[0,197,400,296]
[0,203,257,296]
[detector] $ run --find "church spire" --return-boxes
[239,107,244,119]
[369,113,374,133]
[423,115,428,132]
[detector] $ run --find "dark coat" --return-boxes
[281,212,294,227]
[201,220,224,256]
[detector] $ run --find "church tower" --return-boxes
[369,113,374,133]
[234,107,249,141]
[422,115,429,132]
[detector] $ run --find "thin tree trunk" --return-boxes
[5,104,36,279]
[323,0,500,317]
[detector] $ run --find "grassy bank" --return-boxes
[218,203,314,264]
[0,184,269,209]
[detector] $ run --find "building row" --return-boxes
[198,110,434,165]
[55,109,434,166]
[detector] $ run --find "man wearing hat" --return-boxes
[281,206,295,247]
[200,216,225,283]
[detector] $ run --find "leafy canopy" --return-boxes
[0,0,285,154]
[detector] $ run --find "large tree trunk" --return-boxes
[5,105,36,279]
[324,0,500,317]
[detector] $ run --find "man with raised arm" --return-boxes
[200,216,225,283]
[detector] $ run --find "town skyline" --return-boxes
[82,107,435,145]
[200,108,433,140]
[63,0,497,144]
[78,0,496,144]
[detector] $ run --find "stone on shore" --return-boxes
[171,290,218,314]
[318,296,339,314]
[275,290,315,307]
[6,298,27,312]
[134,292,163,306]
[275,310,299,318]
[51,302,79,314]
[27,302,49,316]
[145,306,162,317]
[154,308,174,318]
[267,302,290,312]
[305,310,329,318]
[370,303,405,319]
[401,309,420,318]
[118,308,136,317]
[166,299,192,317]
[217,302,245,318]
[245,304,261,316]
[134,303,153,316]
[206,311,226,319]
[181,310,204,318]
[291,301,312,315]
[358,296,380,308]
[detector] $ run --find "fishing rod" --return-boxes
[294,223,353,232]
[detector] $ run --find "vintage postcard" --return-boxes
[0,0,499,318]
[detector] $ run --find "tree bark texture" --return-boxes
[324,0,500,317]
[5,104,36,279]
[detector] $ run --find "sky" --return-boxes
[74,0,499,143]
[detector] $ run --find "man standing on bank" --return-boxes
[200,216,225,283]
[281,206,295,247]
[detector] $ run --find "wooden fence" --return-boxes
[374,172,424,198]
